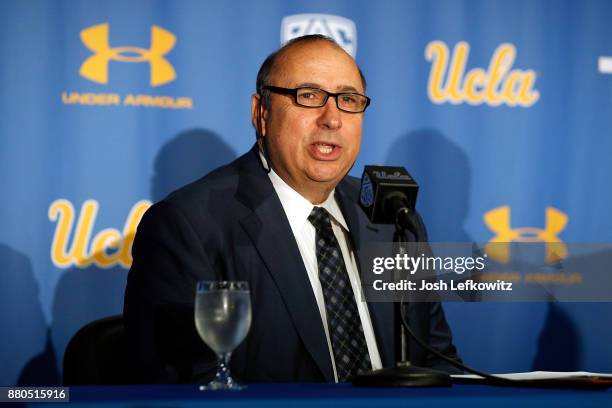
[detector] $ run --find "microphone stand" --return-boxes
[352,214,452,387]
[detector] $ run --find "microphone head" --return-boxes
[359,165,419,224]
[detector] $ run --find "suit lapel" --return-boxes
[336,180,397,368]
[236,147,334,382]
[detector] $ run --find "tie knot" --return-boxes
[308,206,332,231]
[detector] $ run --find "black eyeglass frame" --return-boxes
[261,85,371,113]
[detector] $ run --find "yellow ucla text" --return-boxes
[425,41,539,107]
[48,199,151,269]
[484,206,568,264]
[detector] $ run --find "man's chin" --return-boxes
[305,160,354,184]
[306,170,345,186]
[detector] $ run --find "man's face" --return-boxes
[254,41,365,202]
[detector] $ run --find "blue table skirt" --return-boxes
[29,383,611,408]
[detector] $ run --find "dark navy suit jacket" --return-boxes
[123,145,461,383]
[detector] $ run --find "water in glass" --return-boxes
[195,281,251,390]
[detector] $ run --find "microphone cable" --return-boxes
[398,298,519,386]
[395,213,519,386]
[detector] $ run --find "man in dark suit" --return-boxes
[124,35,460,384]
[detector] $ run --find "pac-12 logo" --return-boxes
[484,206,568,264]
[281,14,357,57]
[80,23,176,87]
[360,173,374,208]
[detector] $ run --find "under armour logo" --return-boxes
[79,23,176,87]
[484,206,568,264]
[281,14,357,57]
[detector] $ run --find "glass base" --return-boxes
[199,380,246,391]
[199,352,245,391]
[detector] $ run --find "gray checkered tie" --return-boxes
[308,206,371,381]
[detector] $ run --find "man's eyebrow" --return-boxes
[296,83,362,93]
[296,82,322,89]
[337,85,360,92]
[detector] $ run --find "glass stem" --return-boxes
[216,352,233,385]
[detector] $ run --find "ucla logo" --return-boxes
[48,199,151,269]
[425,41,539,107]
[484,206,568,264]
[80,23,176,87]
[281,14,357,57]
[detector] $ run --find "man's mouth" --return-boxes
[315,143,334,154]
[310,142,342,160]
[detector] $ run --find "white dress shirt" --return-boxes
[264,161,383,382]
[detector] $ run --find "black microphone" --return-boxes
[359,166,419,234]
[354,165,528,388]
[354,165,453,387]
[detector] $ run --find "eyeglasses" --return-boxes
[261,85,371,113]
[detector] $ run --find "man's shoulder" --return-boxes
[139,148,264,236]
[165,161,238,202]
[161,148,256,207]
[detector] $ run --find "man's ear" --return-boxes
[251,94,267,138]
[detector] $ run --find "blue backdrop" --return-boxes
[1,0,611,385]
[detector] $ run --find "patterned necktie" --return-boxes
[308,206,371,381]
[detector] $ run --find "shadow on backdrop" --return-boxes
[531,303,581,371]
[530,248,612,371]
[385,129,471,242]
[0,243,59,386]
[151,129,238,202]
[19,129,236,384]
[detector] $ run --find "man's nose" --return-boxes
[316,96,342,130]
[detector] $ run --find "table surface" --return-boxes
[28,383,612,408]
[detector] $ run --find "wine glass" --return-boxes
[195,281,252,390]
